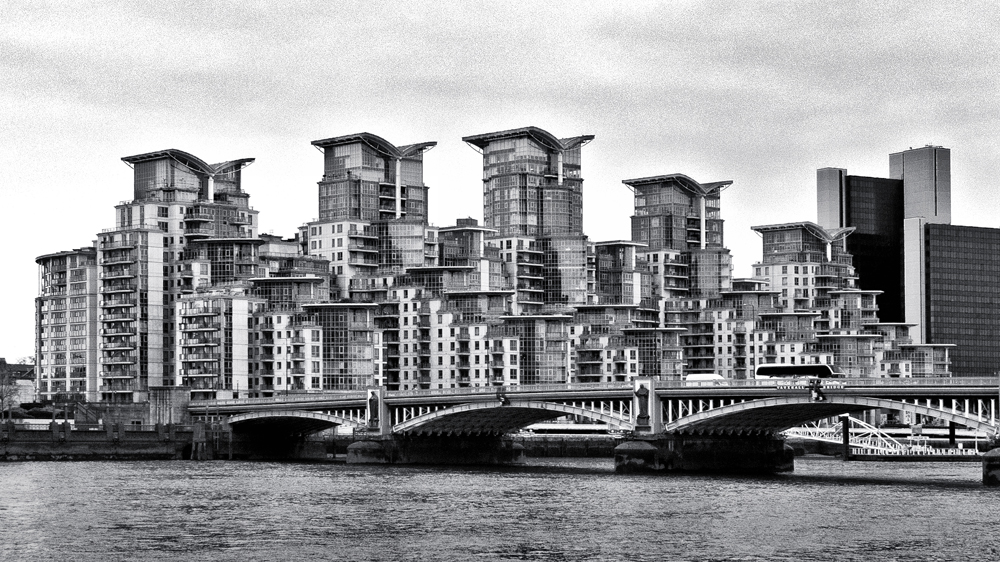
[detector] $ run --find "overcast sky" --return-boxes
[2,1,998,360]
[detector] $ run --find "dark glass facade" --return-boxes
[840,175,905,322]
[923,224,1000,377]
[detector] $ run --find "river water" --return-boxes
[1,457,998,561]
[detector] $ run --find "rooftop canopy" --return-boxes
[751,221,855,243]
[622,173,733,197]
[121,150,254,177]
[311,132,436,159]
[122,149,215,176]
[462,126,594,152]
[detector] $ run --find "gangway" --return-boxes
[782,416,979,456]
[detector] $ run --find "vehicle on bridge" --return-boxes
[684,373,725,386]
[754,364,840,379]
[753,364,845,395]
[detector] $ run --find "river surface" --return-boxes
[1,457,998,561]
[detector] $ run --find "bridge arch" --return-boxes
[663,395,998,435]
[227,410,363,434]
[393,400,635,435]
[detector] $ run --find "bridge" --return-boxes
[186,377,1000,470]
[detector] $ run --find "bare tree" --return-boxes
[0,360,22,422]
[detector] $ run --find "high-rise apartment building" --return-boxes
[463,127,594,315]
[622,173,735,374]
[311,132,435,224]
[463,126,593,238]
[35,247,99,402]
[749,221,951,378]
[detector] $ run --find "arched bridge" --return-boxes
[188,377,1000,438]
[663,394,998,436]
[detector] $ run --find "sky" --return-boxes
[2,1,999,360]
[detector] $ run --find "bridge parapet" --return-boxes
[652,377,1000,390]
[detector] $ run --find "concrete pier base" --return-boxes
[347,435,525,466]
[614,434,794,474]
[982,449,1000,486]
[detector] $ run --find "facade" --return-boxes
[37,130,960,407]
[904,222,1000,377]
[889,145,951,225]
[623,173,735,375]
[34,248,99,402]
[463,126,593,238]
[817,146,1000,376]
[749,221,951,378]
[816,169,905,321]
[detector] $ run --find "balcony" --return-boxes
[184,226,214,238]
[179,368,220,377]
[100,312,135,321]
[180,337,221,347]
[180,307,220,317]
[100,355,137,365]
[180,322,222,332]
[100,255,136,265]
[289,352,306,360]
[100,269,137,279]
[100,383,135,392]
[347,228,377,238]
[100,369,138,379]
[100,283,137,294]
[184,210,214,222]
[99,341,136,350]
[180,352,220,361]
[99,240,136,250]
[100,298,136,308]
[290,336,306,344]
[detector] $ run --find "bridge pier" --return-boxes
[983,449,1000,486]
[347,435,525,466]
[614,434,794,474]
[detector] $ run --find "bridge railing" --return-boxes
[652,377,1000,389]
[192,391,367,409]
[386,382,629,399]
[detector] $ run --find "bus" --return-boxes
[753,364,840,379]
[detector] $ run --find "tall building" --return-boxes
[462,126,593,238]
[749,221,951,378]
[35,248,99,402]
[311,132,436,224]
[889,145,951,224]
[817,145,951,324]
[37,148,267,402]
[904,221,1000,377]
[306,133,436,299]
[463,126,594,315]
[816,169,904,321]
[623,173,735,374]
[815,146,1000,376]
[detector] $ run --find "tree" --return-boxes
[0,360,22,422]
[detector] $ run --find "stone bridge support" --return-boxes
[614,434,794,474]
